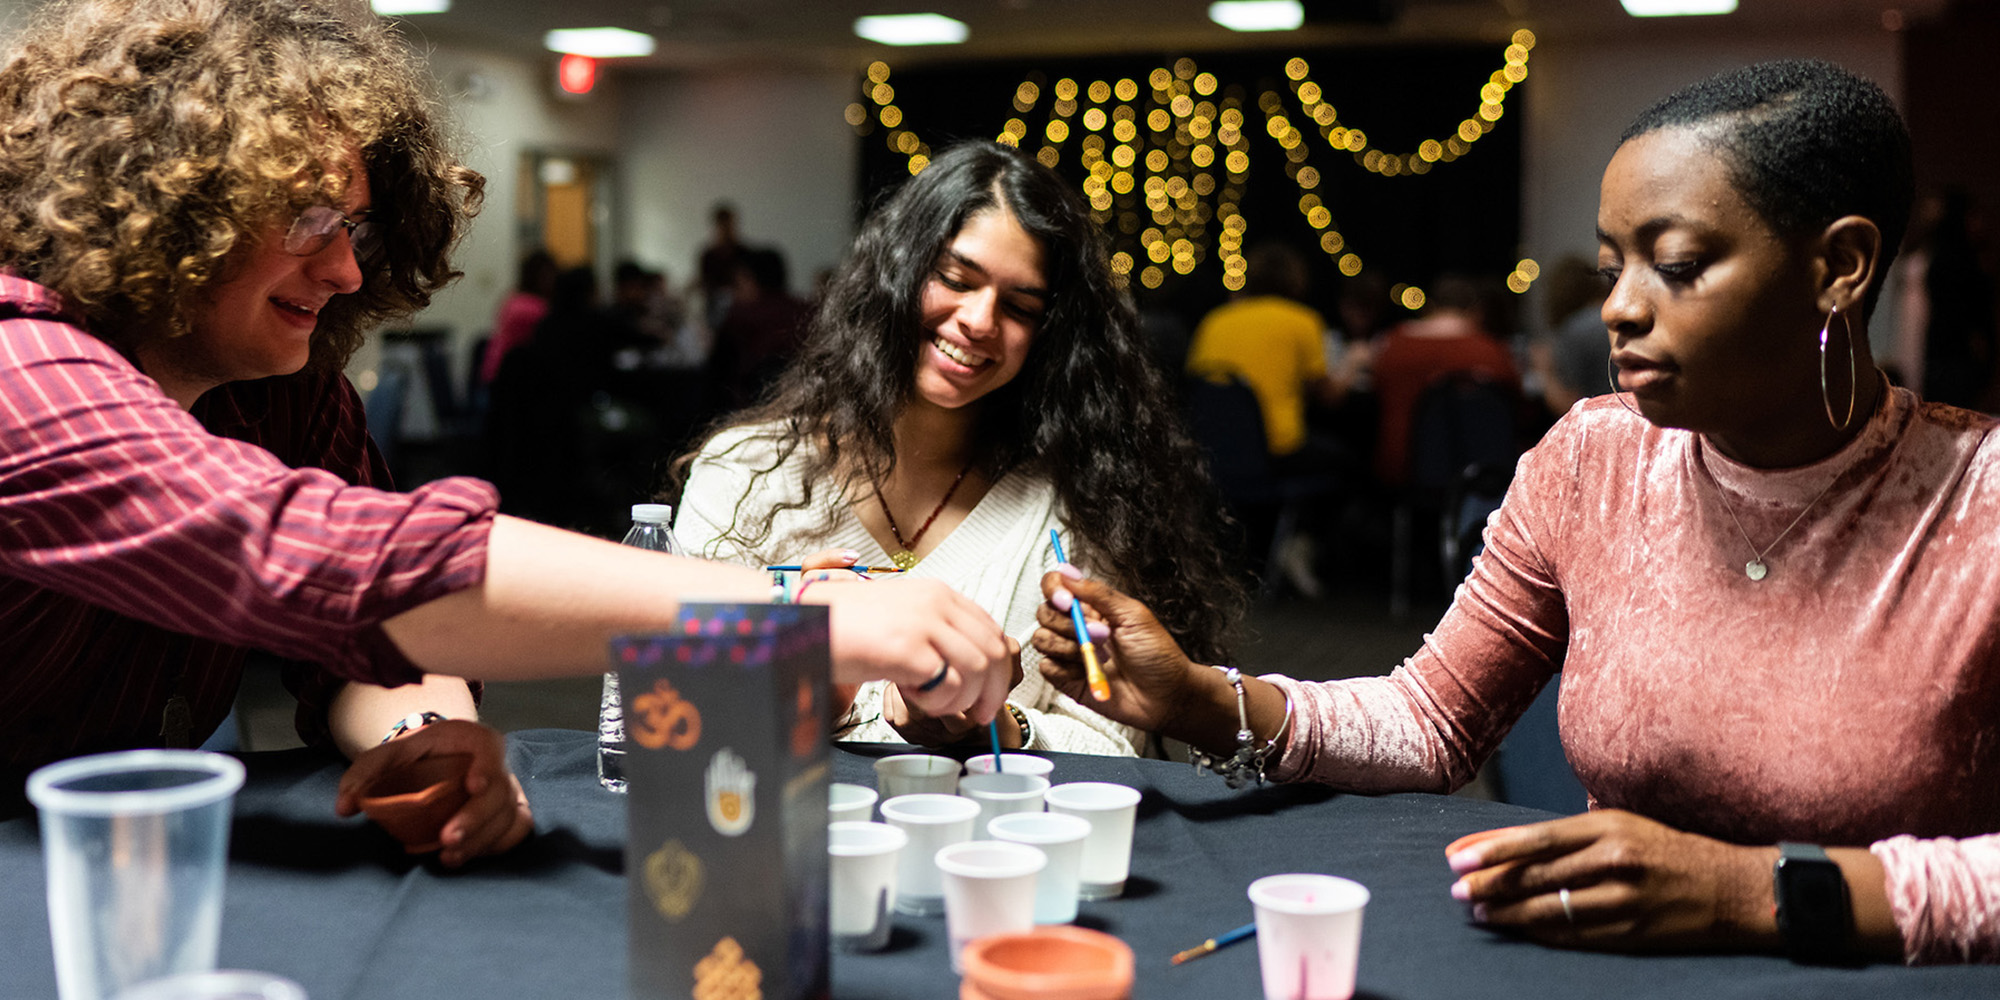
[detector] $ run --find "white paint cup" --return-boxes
[964,753,1055,779]
[987,811,1091,924]
[110,970,308,1000]
[877,793,981,915]
[828,782,878,823]
[1248,873,1370,1000]
[934,840,1046,974]
[956,772,1048,836]
[1042,781,1141,900]
[828,821,907,952]
[873,754,960,799]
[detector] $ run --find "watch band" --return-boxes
[380,710,449,745]
[1773,841,1853,964]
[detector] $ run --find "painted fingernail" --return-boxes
[1056,563,1084,580]
[1450,879,1471,902]
[839,549,860,562]
[1052,588,1074,611]
[1470,903,1489,923]
[1086,621,1110,640]
[1448,850,1482,874]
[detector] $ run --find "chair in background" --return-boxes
[1182,374,1340,598]
[1391,372,1520,616]
[1488,672,1589,814]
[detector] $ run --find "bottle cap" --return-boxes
[630,503,674,523]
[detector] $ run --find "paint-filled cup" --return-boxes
[1247,873,1369,1000]
[987,811,1091,924]
[934,840,1046,974]
[1042,782,1141,900]
[877,793,981,915]
[873,754,960,799]
[828,821,906,951]
[957,772,1048,836]
[828,782,878,823]
[28,750,247,1000]
[964,754,1056,779]
[112,970,309,1000]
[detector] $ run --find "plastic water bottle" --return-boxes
[600,503,681,792]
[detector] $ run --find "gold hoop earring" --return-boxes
[1606,357,1642,417]
[1819,306,1857,431]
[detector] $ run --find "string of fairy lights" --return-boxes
[844,29,1544,308]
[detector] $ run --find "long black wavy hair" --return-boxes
[678,140,1245,663]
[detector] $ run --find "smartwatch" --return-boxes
[1773,841,1853,964]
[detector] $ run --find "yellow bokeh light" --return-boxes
[867,61,891,84]
[1409,158,1432,175]
[1223,213,1247,235]
[1220,107,1243,127]
[1296,166,1319,189]
[1362,149,1384,171]
[1090,160,1113,180]
[1083,108,1107,131]
[1144,176,1167,197]
[1194,72,1217,95]
[1147,241,1170,264]
[1313,104,1337,126]
[1223,255,1248,275]
[1148,109,1171,131]
[1504,64,1528,83]
[1346,130,1367,151]
[1447,136,1469,155]
[1307,207,1332,229]
[872,82,895,105]
[1516,258,1541,279]
[1090,192,1113,211]
[1401,286,1427,310]
[1112,144,1136,168]
[1192,172,1215,195]
[1046,120,1071,143]
[1418,139,1442,162]
[1225,150,1249,173]
[1149,67,1172,90]
[1173,256,1196,275]
[1298,193,1322,212]
[1458,120,1483,142]
[1113,120,1138,143]
[1505,44,1529,65]
[1171,95,1194,117]
[1285,57,1309,80]
[1189,117,1213,140]
[1055,99,1078,118]
[1174,57,1198,79]
[1055,78,1079,101]
[1111,252,1133,275]
[843,103,867,127]
[1298,82,1322,104]
[1111,171,1135,194]
[1165,176,1189,198]
[1380,155,1402,177]
[1016,81,1040,106]
[1506,272,1532,293]
[1004,118,1027,138]
[1321,231,1344,254]
[1089,80,1111,103]
[1116,78,1139,101]
[1479,102,1504,122]
[1036,146,1060,168]
[1481,82,1505,104]
[1141,266,1164,289]
[908,154,929,175]
[1513,28,1537,49]
[1223,272,1246,292]
[1339,253,1363,276]
[1191,145,1215,168]
[995,132,1019,147]
[1082,176,1105,197]
[1266,115,1290,138]
[880,106,903,128]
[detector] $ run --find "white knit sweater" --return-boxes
[676,422,1141,755]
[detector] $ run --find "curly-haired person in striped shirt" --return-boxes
[0,0,1012,863]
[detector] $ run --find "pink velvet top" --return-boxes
[1266,386,2000,963]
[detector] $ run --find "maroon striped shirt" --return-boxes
[0,275,495,789]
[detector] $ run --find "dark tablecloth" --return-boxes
[2,729,1994,999]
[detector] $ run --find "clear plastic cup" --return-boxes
[112,970,308,1000]
[28,750,247,1000]
[1248,873,1370,1000]
[957,772,1048,837]
[1042,781,1141,900]
[986,811,1092,924]
[828,821,907,952]
[934,840,1046,974]
[877,793,981,915]
[873,754,960,799]
[828,782,878,823]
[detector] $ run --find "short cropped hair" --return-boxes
[0,0,483,370]
[1621,59,1913,310]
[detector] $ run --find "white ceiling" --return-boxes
[389,0,1956,73]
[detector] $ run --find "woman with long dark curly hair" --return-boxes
[677,140,1246,754]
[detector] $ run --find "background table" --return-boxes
[2,729,1994,999]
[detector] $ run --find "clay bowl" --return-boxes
[355,753,472,853]
[961,925,1135,1000]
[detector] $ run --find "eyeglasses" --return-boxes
[283,205,383,262]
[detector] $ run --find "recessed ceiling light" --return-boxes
[1208,0,1305,32]
[370,0,450,13]
[853,13,970,46]
[543,27,658,58]
[1619,0,1738,15]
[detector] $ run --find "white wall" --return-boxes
[1520,26,1903,342]
[614,69,862,301]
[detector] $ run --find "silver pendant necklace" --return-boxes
[1710,472,1837,581]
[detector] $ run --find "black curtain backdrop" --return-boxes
[853,45,1524,329]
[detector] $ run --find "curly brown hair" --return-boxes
[0,0,483,370]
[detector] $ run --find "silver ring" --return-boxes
[1558,886,1575,926]
[916,660,950,692]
